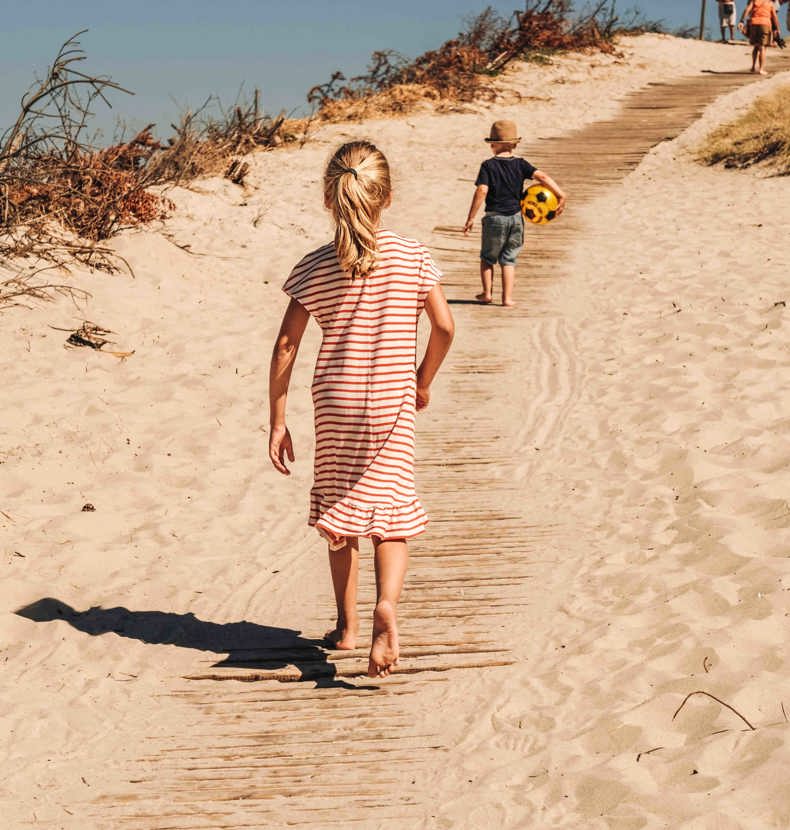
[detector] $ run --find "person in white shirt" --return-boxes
[718,0,738,41]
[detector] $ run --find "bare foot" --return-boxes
[368,600,399,677]
[324,619,358,650]
[759,70,768,76]
[475,292,493,304]
[502,301,517,308]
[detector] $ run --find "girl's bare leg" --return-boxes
[501,264,516,307]
[476,260,493,303]
[325,537,359,649]
[751,46,759,72]
[758,45,767,74]
[368,538,408,677]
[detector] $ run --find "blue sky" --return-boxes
[0,1,713,141]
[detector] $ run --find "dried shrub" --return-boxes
[309,1,628,120]
[4,127,173,243]
[144,92,311,187]
[698,85,790,175]
[0,31,151,275]
[0,32,308,305]
[316,84,440,122]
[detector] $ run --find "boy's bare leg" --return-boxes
[325,537,359,649]
[501,264,516,307]
[476,260,493,303]
[751,46,759,72]
[368,538,408,677]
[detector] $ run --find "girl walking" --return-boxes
[268,141,454,678]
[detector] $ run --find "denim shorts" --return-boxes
[480,211,524,266]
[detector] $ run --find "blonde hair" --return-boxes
[324,141,391,279]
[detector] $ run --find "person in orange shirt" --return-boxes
[718,1,738,42]
[739,0,781,73]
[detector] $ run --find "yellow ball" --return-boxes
[521,184,559,225]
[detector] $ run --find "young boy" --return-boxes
[463,119,566,307]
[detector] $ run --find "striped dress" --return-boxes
[283,229,442,549]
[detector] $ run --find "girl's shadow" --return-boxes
[15,598,370,689]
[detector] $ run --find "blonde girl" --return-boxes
[268,141,454,678]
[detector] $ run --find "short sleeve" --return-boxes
[474,162,490,187]
[418,247,442,309]
[521,158,537,180]
[282,250,320,316]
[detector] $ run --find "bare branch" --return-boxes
[672,690,757,731]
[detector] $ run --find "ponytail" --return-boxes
[324,141,391,279]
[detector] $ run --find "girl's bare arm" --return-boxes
[416,285,455,410]
[268,298,310,475]
[533,169,567,215]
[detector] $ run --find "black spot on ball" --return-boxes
[546,210,556,221]
[536,191,548,203]
[525,208,536,220]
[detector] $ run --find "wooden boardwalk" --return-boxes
[96,61,788,828]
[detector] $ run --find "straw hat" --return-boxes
[485,120,520,143]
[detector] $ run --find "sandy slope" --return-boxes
[1,33,788,829]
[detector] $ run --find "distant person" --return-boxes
[268,140,454,678]
[739,0,781,73]
[718,0,738,41]
[463,119,566,307]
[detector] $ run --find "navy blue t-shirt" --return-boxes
[475,156,537,215]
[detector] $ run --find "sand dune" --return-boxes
[2,34,789,829]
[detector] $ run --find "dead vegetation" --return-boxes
[0,31,306,307]
[699,85,790,175]
[0,266,91,310]
[139,90,310,189]
[309,1,633,121]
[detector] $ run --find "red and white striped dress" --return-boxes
[283,229,442,549]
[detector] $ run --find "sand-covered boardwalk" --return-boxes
[3,35,789,829]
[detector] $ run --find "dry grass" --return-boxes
[0,32,309,307]
[699,85,790,175]
[316,84,443,122]
[310,1,629,122]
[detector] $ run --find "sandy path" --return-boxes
[4,36,788,829]
[53,61,784,829]
[431,67,790,829]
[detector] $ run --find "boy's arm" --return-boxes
[533,170,567,216]
[463,184,488,235]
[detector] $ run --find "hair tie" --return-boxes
[338,164,359,179]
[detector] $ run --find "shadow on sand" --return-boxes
[701,69,756,75]
[15,598,372,690]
